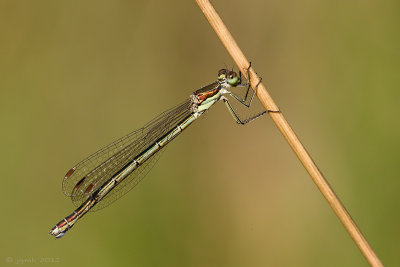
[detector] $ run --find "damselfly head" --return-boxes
[218,69,240,86]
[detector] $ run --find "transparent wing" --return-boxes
[62,129,144,196]
[91,146,165,211]
[62,98,192,209]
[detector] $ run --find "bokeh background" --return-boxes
[1,0,399,266]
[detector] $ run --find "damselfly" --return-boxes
[49,65,269,238]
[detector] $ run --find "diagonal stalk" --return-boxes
[195,0,383,266]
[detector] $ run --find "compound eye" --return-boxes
[218,69,227,79]
[218,69,227,77]
[226,71,239,86]
[228,71,237,79]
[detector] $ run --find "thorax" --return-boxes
[191,81,222,113]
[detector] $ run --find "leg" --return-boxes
[238,62,251,86]
[235,62,252,99]
[222,96,267,125]
[229,62,262,109]
[229,77,262,109]
[226,63,280,122]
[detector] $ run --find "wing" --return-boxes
[62,98,192,209]
[91,146,165,211]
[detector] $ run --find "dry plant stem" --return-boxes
[195,0,383,266]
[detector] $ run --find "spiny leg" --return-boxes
[226,68,267,124]
[222,96,266,125]
[237,62,252,100]
[232,63,281,113]
[224,64,280,124]
[229,63,262,109]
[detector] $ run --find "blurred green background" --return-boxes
[0,0,399,266]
